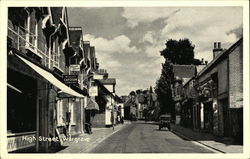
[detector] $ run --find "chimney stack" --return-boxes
[218,42,221,49]
[213,42,223,59]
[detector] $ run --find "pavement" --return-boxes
[57,121,130,153]
[170,123,243,153]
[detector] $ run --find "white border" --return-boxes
[0,1,249,159]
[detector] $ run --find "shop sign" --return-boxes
[93,74,103,80]
[69,64,80,72]
[63,75,78,84]
[89,86,98,96]
[7,133,36,152]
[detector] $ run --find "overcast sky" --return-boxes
[67,7,242,96]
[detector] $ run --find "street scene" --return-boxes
[5,5,245,155]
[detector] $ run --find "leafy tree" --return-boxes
[136,89,141,95]
[155,61,174,116]
[160,39,202,65]
[156,38,202,119]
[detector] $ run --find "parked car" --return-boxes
[158,114,171,130]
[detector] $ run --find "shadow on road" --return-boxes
[136,121,159,125]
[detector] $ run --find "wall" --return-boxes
[229,43,243,108]
[228,41,243,142]
[218,59,228,96]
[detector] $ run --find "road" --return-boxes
[90,120,214,153]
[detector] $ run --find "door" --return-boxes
[221,98,229,136]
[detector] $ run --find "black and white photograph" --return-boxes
[0,1,249,159]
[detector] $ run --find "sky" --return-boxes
[67,7,243,96]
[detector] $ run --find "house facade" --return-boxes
[7,7,88,153]
[178,39,243,143]
[195,39,243,143]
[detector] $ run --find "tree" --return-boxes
[155,61,174,116]
[160,38,202,65]
[155,38,199,118]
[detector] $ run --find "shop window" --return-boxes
[57,99,63,126]
[69,100,76,125]
[7,69,36,133]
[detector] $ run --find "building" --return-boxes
[181,77,199,129]
[194,39,243,143]
[7,7,88,152]
[172,65,198,124]
[91,74,119,127]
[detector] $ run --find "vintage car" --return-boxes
[158,114,171,130]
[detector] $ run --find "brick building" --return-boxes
[194,38,243,143]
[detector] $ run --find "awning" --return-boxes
[85,98,99,111]
[15,54,84,98]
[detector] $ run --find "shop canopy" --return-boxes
[15,54,84,98]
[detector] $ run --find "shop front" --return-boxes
[7,51,85,152]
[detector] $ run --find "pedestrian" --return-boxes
[121,116,124,124]
[118,115,121,124]
[85,122,92,134]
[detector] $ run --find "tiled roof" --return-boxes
[172,65,196,78]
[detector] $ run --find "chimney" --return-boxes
[218,42,221,49]
[213,42,223,59]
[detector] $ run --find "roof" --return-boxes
[173,65,196,78]
[69,28,82,46]
[50,7,63,25]
[98,78,116,85]
[197,37,243,77]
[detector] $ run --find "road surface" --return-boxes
[90,121,214,153]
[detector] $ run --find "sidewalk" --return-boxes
[57,121,130,153]
[170,124,243,153]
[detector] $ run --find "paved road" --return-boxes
[90,121,214,153]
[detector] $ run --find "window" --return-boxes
[34,20,38,51]
[69,99,76,125]
[25,14,30,48]
[57,99,63,126]
[57,44,60,67]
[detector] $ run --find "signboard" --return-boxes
[69,64,80,72]
[63,75,78,84]
[93,74,103,80]
[55,128,63,145]
[89,86,98,96]
[7,132,36,152]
